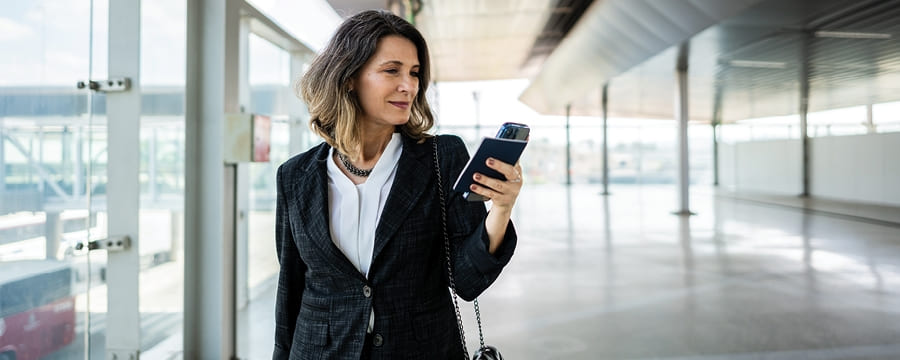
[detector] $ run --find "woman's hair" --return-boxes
[298,10,434,157]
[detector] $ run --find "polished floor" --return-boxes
[238,184,900,360]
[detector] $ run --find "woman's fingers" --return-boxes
[472,172,506,193]
[485,157,519,182]
[470,158,523,206]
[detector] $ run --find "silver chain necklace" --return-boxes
[337,152,373,177]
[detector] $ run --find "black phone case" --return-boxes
[453,137,528,195]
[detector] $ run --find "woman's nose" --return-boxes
[398,76,416,93]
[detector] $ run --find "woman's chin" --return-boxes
[390,118,411,126]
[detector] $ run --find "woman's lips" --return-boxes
[389,101,409,109]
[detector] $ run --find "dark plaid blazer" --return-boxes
[273,134,517,360]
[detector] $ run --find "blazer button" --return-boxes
[372,333,383,347]
[363,285,372,298]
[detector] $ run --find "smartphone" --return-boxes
[495,122,530,141]
[463,122,530,201]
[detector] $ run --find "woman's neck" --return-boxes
[357,124,396,163]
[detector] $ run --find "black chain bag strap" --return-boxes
[432,136,504,360]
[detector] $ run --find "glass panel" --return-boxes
[510,122,565,185]
[873,101,900,133]
[689,125,713,186]
[808,105,867,137]
[635,124,677,185]
[238,33,293,360]
[138,0,186,356]
[436,79,534,128]
[243,0,341,51]
[568,118,604,185]
[0,0,107,358]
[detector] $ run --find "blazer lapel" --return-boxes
[371,135,433,262]
[294,143,367,281]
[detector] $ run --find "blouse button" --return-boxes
[363,285,372,298]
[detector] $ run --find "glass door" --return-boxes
[0,0,108,358]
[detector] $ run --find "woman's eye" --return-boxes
[410,71,420,77]
[384,69,398,74]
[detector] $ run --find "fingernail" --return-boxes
[487,158,495,165]
[474,174,481,180]
[470,184,477,191]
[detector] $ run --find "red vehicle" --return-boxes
[0,260,76,360]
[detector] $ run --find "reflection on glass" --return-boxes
[136,0,187,357]
[873,101,900,133]
[0,0,111,357]
[238,31,296,360]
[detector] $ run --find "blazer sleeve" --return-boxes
[273,163,307,359]
[439,135,518,301]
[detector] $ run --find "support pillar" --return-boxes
[712,123,720,187]
[62,127,71,196]
[712,78,723,187]
[799,34,811,197]
[565,104,572,186]
[675,42,694,215]
[27,137,33,185]
[45,212,62,260]
[106,0,142,357]
[185,0,241,357]
[75,127,84,199]
[601,83,610,195]
[866,104,875,133]
[38,127,45,193]
[149,128,158,201]
[235,16,251,312]
[0,123,5,197]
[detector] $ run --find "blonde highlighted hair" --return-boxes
[297,10,434,158]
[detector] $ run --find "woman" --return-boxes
[274,10,522,359]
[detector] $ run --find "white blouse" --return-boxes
[325,133,402,333]
[326,133,402,278]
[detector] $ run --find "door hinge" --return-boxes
[76,78,131,93]
[75,235,131,252]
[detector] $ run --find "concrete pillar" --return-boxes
[235,16,251,312]
[105,0,142,356]
[675,42,694,215]
[0,123,5,197]
[565,104,572,186]
[712,73,723,187]
[866,104,875,133]
[171,210,184,263]
[45,212,62,260]
[75,127,84,199]
[38,127,45,193]
[601,83,610,195]
[799,34,811,197]
[149,127,158,201]
[185,0,242,357]
[27,137,34,185]
[62,127,71,195]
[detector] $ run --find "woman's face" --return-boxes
[352,35,420,129]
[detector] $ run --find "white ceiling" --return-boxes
[415,0,557,81]
[324,0,560,81]
[555,0,900,123]
[322,0,900,123]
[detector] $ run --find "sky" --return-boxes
[0,0,341,86]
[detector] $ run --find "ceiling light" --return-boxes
[728,60,787,69]
[814,31,892,39]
